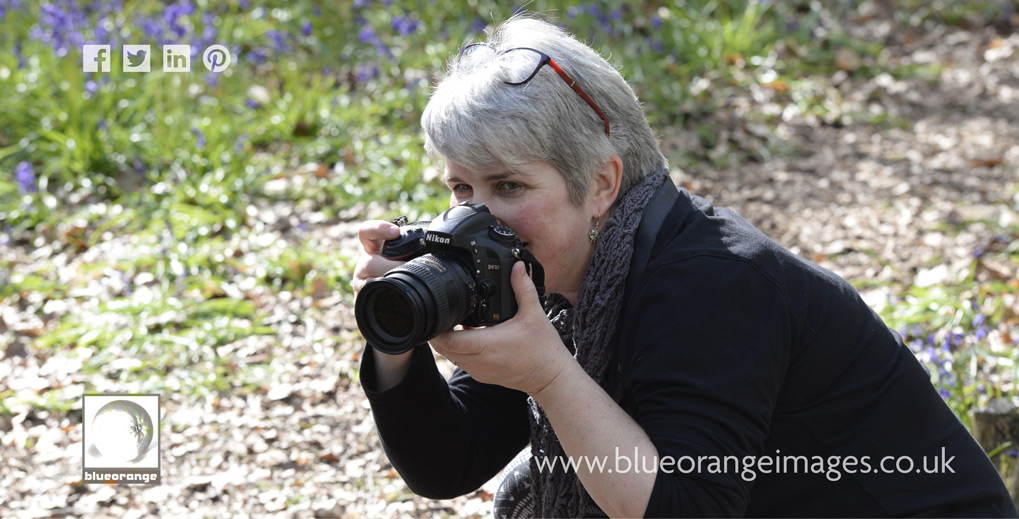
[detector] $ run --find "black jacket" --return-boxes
[360,188,1016,517]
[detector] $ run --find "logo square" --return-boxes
[82,394,160,485]
[82,44,111,72]
[123,44,151,73]
[162,44,191,72]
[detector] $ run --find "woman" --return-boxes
[352,16,1016,518]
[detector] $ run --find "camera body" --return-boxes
[354,202,544,354]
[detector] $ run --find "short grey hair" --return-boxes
[421,16,667,205]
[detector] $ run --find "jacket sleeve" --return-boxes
[620,256,791,517]
[360,343,531,498]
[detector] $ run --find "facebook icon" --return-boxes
[82,45,111,72]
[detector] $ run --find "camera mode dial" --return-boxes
[489,225,516,242]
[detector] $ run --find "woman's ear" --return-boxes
[592,155,623,217]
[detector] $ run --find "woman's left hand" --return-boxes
[429,261,573,395]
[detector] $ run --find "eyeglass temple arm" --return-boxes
[546,59,611,136]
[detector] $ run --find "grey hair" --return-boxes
[421,16,667,205]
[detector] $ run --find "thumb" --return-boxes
[510,261,539,312]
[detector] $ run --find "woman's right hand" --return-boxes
[353,220,416,390]
[352,220,405,297]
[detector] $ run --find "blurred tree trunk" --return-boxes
[972,398,1019,510]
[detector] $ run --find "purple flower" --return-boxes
[246,47,268,65]
[163,1,193,40]
[85,80,97,95]
[140,17,164,42]
[266,30,289,54]
[973,314,988,341]
[15,161,36,193]
[938,387,950,400]
[358,25,376,44]
[650,15,663,29]
[191,128,206,151]
[245,98,259,109]
[234,133,249,154]
[14,39,24,69]
[301,20,313,37]
[356,63,378,83]
[391,16,419,36]
[31,1,86,56]
[357,25,392,59]
[353,0,370,8]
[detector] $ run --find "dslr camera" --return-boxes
[354,202,545,355]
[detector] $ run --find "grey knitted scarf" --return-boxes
[527,166,669,518]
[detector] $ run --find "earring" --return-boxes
[588,221,600,244]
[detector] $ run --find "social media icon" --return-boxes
[82,44,111,72]
[202,44,231,72]
[162,44,191,72]
[123,44,150,72]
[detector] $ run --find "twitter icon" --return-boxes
[123,45,150,72]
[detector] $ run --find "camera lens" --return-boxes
[372,287,414,338]
[355,253,478,354]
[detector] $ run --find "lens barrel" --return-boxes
[355,253,477,354]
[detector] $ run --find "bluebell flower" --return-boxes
[646,36,664,54]
[358,25,392,59]
[650,15,663,30]
[266,30,289,54]
[234,133,248,154]
[358,25,376,44]
[245,98,259,109]
[469,18,487,35]
[14,39,24,69]
[85,80,97,95]
[31,1,86,56]
[302,20,313,37]
[163,1,193,40]
[15,161,36,194]
[938,387,950,400]
[391,16,419,36]
[356,63,378,83]
[353,0,370,9]
[140,17,164,42]
[972,314,988,340]
[191,128,206,151]
[246,47,268,65]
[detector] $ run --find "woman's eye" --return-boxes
[497,181,522,193]
[451,184,472,196]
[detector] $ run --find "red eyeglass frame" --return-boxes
[459,43,611,137]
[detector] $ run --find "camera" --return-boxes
[354,202,545,355]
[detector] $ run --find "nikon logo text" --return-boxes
[426,234,451,245]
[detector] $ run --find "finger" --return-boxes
[510,261,540,314]
[358,254,405,279]
[430,328,482,358]
[357,220,401,255]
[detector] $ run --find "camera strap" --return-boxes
[608,178,680,415]
[625,178,680,301]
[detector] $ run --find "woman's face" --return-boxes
[443,160,598,303]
